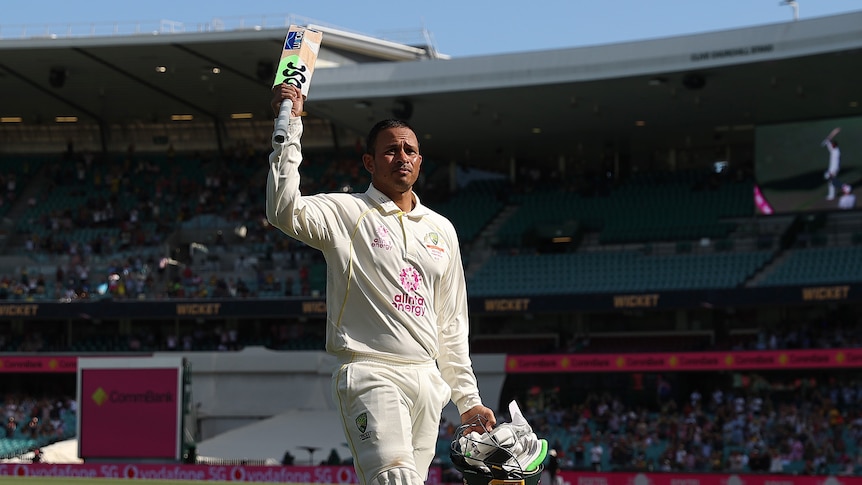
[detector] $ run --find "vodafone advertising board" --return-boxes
[1,465,854,485]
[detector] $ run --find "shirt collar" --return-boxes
[365,184,429,218]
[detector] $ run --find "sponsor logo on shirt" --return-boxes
[371,225,393,251]
[392,266,425,317]
[424,232,445,260]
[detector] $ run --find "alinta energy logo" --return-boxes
[371,225,393,251]
[392,266,425,317]
[92,387,108,406]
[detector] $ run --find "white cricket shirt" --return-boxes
[266,118,482,414]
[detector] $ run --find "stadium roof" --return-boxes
[0,23,436,127]
[0,11,860,163]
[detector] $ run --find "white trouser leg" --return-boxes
[334,360,449,485]
[368,466,425,485]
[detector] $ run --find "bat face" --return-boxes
[271,25,322,143]
[273,26,323,99]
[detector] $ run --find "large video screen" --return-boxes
[755,115,861,214]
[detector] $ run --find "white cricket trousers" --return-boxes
[333,357,451,485]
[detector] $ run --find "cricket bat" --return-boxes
[272,25,323,144]
[826,127,841,142]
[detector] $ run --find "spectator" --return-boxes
[5,416,15,438]
[547,449,560,485]
[590,438,604,471]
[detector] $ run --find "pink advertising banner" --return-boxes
[506,348,862,373]
[79,367,180,460]
[0,356,76,373]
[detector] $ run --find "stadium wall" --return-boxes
[178,348,506,440]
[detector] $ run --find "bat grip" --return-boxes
[273,98,294,144]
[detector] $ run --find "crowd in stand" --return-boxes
[434,374,862,476]
[3,143,367,302]
[486,374,862,476]
[0,144,769,306]
[2,393,76,444]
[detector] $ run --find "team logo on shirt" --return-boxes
[371,225,393,251]
[424,232,445,260]
[355,412,371,441]
[356,412,367,432]
[392,266,425,317]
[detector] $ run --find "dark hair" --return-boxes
[365,119,417,155]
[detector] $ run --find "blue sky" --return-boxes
[2,0,860,57]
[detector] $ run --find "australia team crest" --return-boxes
[424,232,445,260]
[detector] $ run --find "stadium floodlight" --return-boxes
[779,0,799,21]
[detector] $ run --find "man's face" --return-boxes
[362,127,422,199]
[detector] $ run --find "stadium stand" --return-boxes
[1,10,862,478]
[468,249,773,296]
[757,246,862,287]
[475,372,862,476]
[0,392,77,460]
[434,179,508,244]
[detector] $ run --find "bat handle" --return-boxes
[273,98,294,144]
